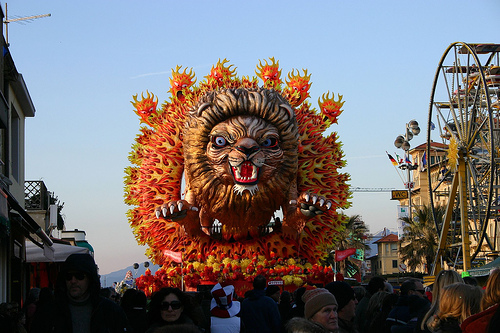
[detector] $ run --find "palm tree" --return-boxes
[398,205,445,274]
[331,214,371,277]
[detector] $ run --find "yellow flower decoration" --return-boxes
[293,277,304,286]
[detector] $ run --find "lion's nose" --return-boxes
[235,138,260,157]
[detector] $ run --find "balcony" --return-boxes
[24,180,49,210]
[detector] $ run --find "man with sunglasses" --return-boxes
[31,253,131,333]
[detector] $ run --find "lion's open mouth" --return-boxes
[231,161,259,184]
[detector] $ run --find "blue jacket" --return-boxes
[240,289,281,333]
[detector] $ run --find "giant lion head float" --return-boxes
[125,58,351,289]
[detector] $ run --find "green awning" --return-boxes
[467,257,500,277]
[76,241,94,254]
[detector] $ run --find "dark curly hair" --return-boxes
[147,287,195,327]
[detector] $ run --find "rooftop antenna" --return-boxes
[3,3,51,46]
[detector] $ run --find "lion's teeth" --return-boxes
[252,166,257,179]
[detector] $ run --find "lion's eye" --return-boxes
[262,137,278,148]
[212,136,227,147]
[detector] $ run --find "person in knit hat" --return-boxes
[302,287,339,332]
[325,281,358,333]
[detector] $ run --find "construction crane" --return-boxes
[3,3,51,46]
[351,187,394,192]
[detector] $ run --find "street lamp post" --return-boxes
[394,120,420,220]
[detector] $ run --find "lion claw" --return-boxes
[298,192,332,217]
[156,200,198,222]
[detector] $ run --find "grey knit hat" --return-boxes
[302,288,338,319]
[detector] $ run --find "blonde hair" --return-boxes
[428,283,483,331]
[481,268,500,310]
[421,270,463,330]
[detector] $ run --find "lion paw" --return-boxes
[155,200,198,222]
[298,192,332,217]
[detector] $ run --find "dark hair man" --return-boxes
[31,253,130,333]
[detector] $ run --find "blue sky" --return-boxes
[6,0,500,274]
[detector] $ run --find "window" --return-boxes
[392,260,398,268]
[391,243,398,252]
[11,109,20,182]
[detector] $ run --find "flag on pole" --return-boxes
[430,122,436,130]
[163,249,182,263]
[405,153,411,164]
[335,248,357,261]
[386,152,398,166]
[395,153,403,164]
[421,151,427,171]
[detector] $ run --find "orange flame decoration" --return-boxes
[255,57,282,89]
[285,69,312,107]
[318,92,345,125]
[205,58,237,86]
[169,65,196,102]
[131,91,158,126]
[126,58,351,294]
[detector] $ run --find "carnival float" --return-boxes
[124,58,351,296]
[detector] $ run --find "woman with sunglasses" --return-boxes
[146,287,202,332]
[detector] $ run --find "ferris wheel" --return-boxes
[427,42,500,274]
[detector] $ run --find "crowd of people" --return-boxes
[1,253,500,333]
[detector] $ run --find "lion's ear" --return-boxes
[196,102,212,117]
[280,104,294,120]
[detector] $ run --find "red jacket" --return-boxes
[461,303,499,333]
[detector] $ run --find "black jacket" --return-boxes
[30,253,130,333]
[31,295,130,333]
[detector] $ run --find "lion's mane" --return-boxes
[183,88,299,235]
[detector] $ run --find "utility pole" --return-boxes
[3,3,51,46]
[394,120,420,220]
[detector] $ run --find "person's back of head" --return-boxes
[429,283,482,330]
[266,285,280,298]
[366,291,390,314]
[400,279,418,296]
[463,276,478,286]
[294,287,306,306]
[121,288,143,311]
[367,276,386,295]
[482,268,500,310]
[253,274,266,290]
[324,281,355,315]
[38,287,54,305]
[434,270,463,304]
[280,290,291,304]
[353,285,366,302]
